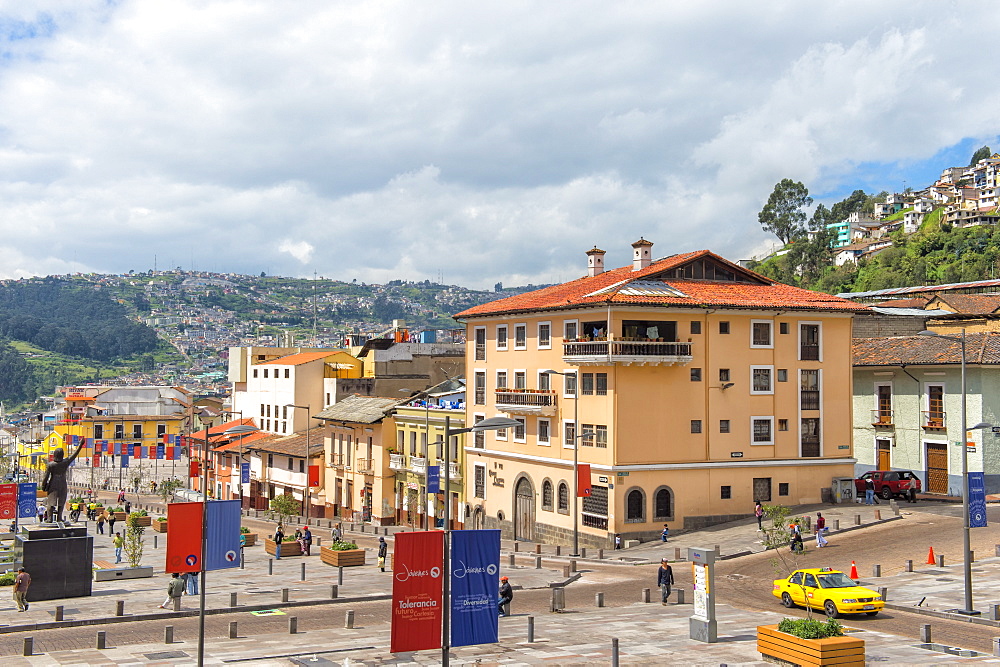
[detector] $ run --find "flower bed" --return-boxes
[152,519,168,533]
[320,546,365,567]
[757,622,864,666]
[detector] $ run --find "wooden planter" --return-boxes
[320,546,366,567]
[113,512,127,521]
[264,538,303,557]
[153,521,168,533]
[128,516,152,527]
[757,625,864,666]
[36,490,47,499]
[241,533,257,547]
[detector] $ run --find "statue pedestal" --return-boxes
[14,524,94,601]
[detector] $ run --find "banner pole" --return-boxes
[197,430,209,666]
[442,414,451,667]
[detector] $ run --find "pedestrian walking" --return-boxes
[332,524,342,542]
[498,576,513,617]
[864,477,875,505]
[113,531,124,563]
[108,511,117,535]
[184,571,199,596]
[660,524,670,542]
[96,512,106,535]
[274,525,284,559]
[657,558,675,605]
[302,526,312,556]
[614,533,622,549]
[755,500,763,530]
[815,512,828,548]
[906,474,919,503]
[378,536,388,572]
[13,567,30,612]
[124,500,131,515]
[117,488,125,504]
[159,573,185,609]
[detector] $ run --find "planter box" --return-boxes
[241,533,257,547]
[264,538,303,557]
[36,490,47,499]
[153,520,168,533]
[94,565,155,582]
[113,512,127,521]
[128,516,152,527]
[320,546,366,567]
[757,624,864,666]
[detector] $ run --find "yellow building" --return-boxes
[455,242,863,546]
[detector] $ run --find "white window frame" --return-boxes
[798,320,823,362]
[563,319,579,342]
[537,321,552,350]
[495,369,508,391]
[537,371,552,392]
[750,365,774,395]
[496,324,508,350]
[537,418,551,445]
[750,320,773,349]
[513,369,527,390]
[512,417,527,443]
[472,412,486,448]
[494,413,508,441]
[474,326,487,361]
[562,369,577,398]
[514,323,527,350]
[750,416,775,446]
[562,419,576,449]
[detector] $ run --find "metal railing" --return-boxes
[494,390,556,408]
[563,339,693,357]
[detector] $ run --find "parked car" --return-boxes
[855,470,920,500]
[773,567,884,618]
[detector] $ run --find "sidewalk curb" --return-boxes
[884,602,1000,627]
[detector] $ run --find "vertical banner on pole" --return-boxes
[156,444,165,459]
[0,484,17,520]
[577,463,592,497]
[17,483,37,518]
[969,471,988,528]
[120,454,129,468]
[390,531,444,653]
[241,462,250,485]
[166,502,204,572]
[308,464,319,487]
[93,453,101,468]
[427,466,440,494]
[132,445,141,459]
[205,499,242,570]
[451,529,501,647]
[166,446,175,461]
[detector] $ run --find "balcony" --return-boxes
[449,461,461,479]
[922,411,947,430]
[389,454,406,470]
[328,453,344,469]
[411,456,427,474]
[356,458,375,475]
[870,410,894,427]
[495,389,557,416]
[563,339,693,366]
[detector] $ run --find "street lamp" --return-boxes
[222,424,259,503]
[440,415,520,667]
[539,369,582,556]
[400,388,433,529]
[285,405,314,524]
[918,329,992,615]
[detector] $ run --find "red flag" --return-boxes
[577,463,592,497]
[93,453,101,467]
[308,465,320,487]
[0,484,16,520]
[166,446,175,460]
[163,433,170,444]
[390,531,444,653]
[132,444,141,458]
[189,460,201,478]
[166,502,204,572]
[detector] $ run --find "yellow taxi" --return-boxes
[772,567,883,618]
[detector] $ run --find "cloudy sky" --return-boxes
[0,2,997,289]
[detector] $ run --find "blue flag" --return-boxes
[205,499,242,571]
[156,443,165,459]
[970,471,988,528]
[427,465,440,494]
[241,462,250,484]
[17,483,36,519]
[120,454,129,468]
[450,529,501,647]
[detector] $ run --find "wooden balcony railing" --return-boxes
[563,339,693,365]
[356,458,374,474]
[922,411,946,429]
[870,410,894,426]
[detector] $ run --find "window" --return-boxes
[496,325,508,350]
[474,371,486,405]
[253,369,258,378]
[288,457,294,471]
[800,370,820,410]
[778,482,789,496]
[538,372,551,391]
[495,418,508,440]
[496,370,508,390]
[582,485,608,529]
[691,420,702,433]
[409,431,417,456]
[752,417,774,445]
[514,324,527,349]
[260,404,265,417]
[719,321,730,334]
[719,368,730,382]
[513,417,526,442]
[557,482,569,512]
[690,368,702,382]
[690,321,702,334]
[267,454,274,468]
[266,405,271,417]
[720,419,730,433]
[800,323,820,360]
[778,419,788,431]
[263,369,268,378]
[542,481,553,510]
[94,425,104,439]
[751,366,773,394]
[473,414,485,448]
[514,371,526,390]
[132,424,143,439]
[625,489,644,523]
[779,322,789,335]
[564,372,577,397]
[595,425,608,448]
[474,327,486,360]
[474,466,486,498]
[595,373,608,395]
[282,405,288,420]
[777,369,788,382]
[582,373,594,395]
[563,421,576,448]
[564,320,578,342]
[580,424,594,446]
[927,384,945,427]
[753,477,772,502]
[875,384,893,424]
[538,322,551,349]
[801,418,820,457]
[397,430,405,450]
[538,419,550,444]
[721,486,731,499]
[751,320,772,347]
[653,487,673,519]
[156,424,166,437]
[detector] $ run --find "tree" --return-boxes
[124,513,146,567]
[970,145,991,166]
[268,493,301,529]
[758,179,812,244]
[158,478,184,505]
[808,203,833,232]
[829,189,868,222]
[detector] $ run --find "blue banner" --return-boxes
[120,454,129,468]
[427,465,440,494]
[241,462,250,484]
[205,499,242,571]
[156,443,165,459]
[450,529,501,647]
[17,483,36,519]
[969,471,988,528]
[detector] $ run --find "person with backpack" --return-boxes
[377,536,388,572]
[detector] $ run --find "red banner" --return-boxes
[577,463,592,497]
[165,502,204,572]
[93,453,101,467]
[189,460,201,478]
[166,446,175,460]
[0,483,16,520]
[390,531,444,653]
[308,465,320,487]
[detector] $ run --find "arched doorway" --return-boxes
[514,477,535,541]
[472,506,485,530]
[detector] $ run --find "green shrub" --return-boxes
[156,516,167,522]
[329,540,359,551]
[0,572,14,586]
[777,617,844,639]
[240,526,250,534]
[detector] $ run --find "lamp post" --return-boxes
[918,329,992,615]
[439,415,520,667]
[285,405,313,524]
[540,369,582,556]
[400,389,433,529]
[222,425,258,505]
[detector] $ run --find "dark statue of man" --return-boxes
[42,441,85,523]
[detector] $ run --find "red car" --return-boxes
[855,470,921,500]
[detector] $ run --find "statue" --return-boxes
[41,441,85,524]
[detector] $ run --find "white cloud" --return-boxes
[0,2,998,286]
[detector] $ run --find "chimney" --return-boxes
[586,246,606,277]
[631,237,653,271]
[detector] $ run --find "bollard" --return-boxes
[96,631,106,649]
[905,560,913,572]
[55,605,64,621]
[115,600,124,616]
[230,592,238,608]
[833,519,840,530]
[535,543,542,554]
[229,621,238,639]
[872,565,881,577]
[22,637,32,657]
[383,527,388,536]
[676,588,685,604]
[514,542,520,552]
[874,509,881,521]
[642,588,650,603]
[240,549,245,569]
[338,566,344,585]
[173,596,181,612]
[972,550,976,563]
[920,624,931,643]
[315,537,321,547]
[508,554,515,567]
[992,604,1000,621]
[596,592,604,607]
[612,637,620,667]
[714,544,721,556]
[345,610,355,628]
[562,565,570,578]
[289,616,297,634]
[855,514,861,526]
[675,547,681,560]
[300,562,306,581]
[555,546,561,556]
[581,547,587,558]
[153,535,158,549]
[551,587,565,612]
[570,559,577,573]
[268,558,273,575]
[359,523,364,532]
[527,616,535,642]
[535,556,542,569]
[893,505,900,517]
[598,548,604,559]
[996,544,1000,558]
[994,637,1000,658]
[331,585,338,598]
[164,626,174,644]
[282,588,289,602]
[937,554,944,567]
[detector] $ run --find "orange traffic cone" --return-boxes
[927,546,936,565]
[849,560,858,579]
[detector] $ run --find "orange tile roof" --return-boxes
[454,250,865,318]
[259,351,337,366]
